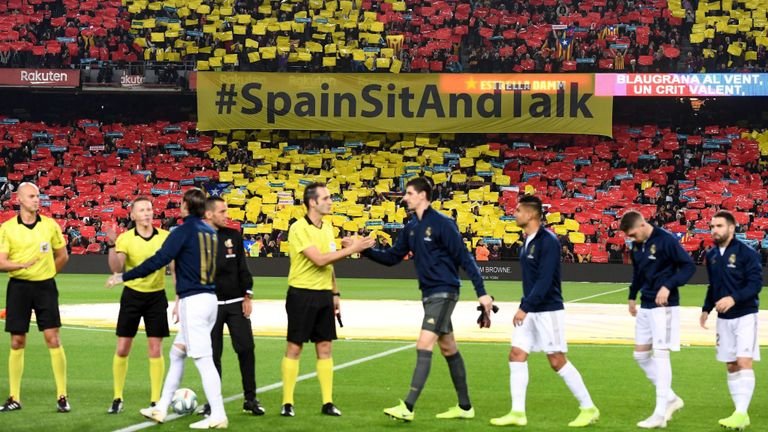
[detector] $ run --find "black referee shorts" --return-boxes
[5,278,61,334]
[116,287,170,338]
[421,292,458,336]
[285,287,337,344]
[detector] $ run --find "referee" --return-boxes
[198,196,264,417]
[105,197,170,414]
[280,182,374,418]
[0,182,70,413]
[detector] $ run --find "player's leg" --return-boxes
[282,288,312,416]
[144,290,169,407]
[490,313,533,426]
[718,314,758,430]
[638,306,681,428]
[435,330,475,419]
[313,290,339,416]
[111,288,141,413]
[543,310,598,427]
[2,278,32,411]
[384,294,447,421]
[227,304,261,415]
[37,280,68,413]
[186,294,227,429]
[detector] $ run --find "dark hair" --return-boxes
[619,210,644,232]
[183,188,207,217]
[406,177,432,201]
[518,194,542,217]
[205,196,225,211]
[713,210,736,226]
[303,182,326,208]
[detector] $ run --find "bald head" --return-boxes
[17,182,40,213]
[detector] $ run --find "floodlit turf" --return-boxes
[0,329,765,432]
[0,274,766,431]
[3,273,762,309]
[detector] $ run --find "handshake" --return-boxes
[341,236,376,253]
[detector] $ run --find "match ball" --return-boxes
[171,388,198,415]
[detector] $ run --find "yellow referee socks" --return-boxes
[9,348,24,401]
[281,357,299,405]
[149,356,165,403]
[317,358,334,404]
[49,347,67,397]
[113,355,128,400]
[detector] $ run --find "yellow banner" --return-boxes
[197,73,613,136]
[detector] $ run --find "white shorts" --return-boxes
[174,293,218,359]
[716,313,761,363]
[635,306,680,351]
[511,310,567,354]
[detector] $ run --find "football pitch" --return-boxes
[0,274,765,431]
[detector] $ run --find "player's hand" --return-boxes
[333,294,341,315]
[699,311,709,329]
[513,309,527,327]
[478,294,493,317]
[106,272,123,288]
[242,297,252,319]
[104,223,118,244]
[172,300,180,324]
[20,256,40,269]
[628,300,637,317]
[715,296,736,314]
[341,236,353,248]
[655,286,670,307]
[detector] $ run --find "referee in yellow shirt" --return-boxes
[0,182,70,413]
[280,182,374,418]
[105,197,171,414]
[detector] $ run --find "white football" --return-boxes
[171,388,198,415]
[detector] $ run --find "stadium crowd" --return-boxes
[2,117,768,265]
[2,0,753,73]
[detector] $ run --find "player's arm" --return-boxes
[0,252,38,271]
[51,220,69,273]
[628,254,643,301]
[108,248,127,273]
[237,234,254,298]
[53,246,69,273]
[294,223,371,267]
[443,220,488,298]
[519,238,559,313]
[123,228,184,281]
[660,238,696,290]
[702,256,716,313]
[362,225,410,266]
[732,250,763,303]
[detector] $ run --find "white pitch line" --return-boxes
[112,343,415,432]
[567,287,627,303]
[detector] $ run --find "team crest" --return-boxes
[224,239,234,248]
[727,254,737,268]
[648,244,657,260]
[424,226,432,242]
[40,242,50,253]
[527,244,535,259]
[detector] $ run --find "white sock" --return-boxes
[157,346,186,412]
[634,351,678,402]
[730,369,755,414]
[509,361,528,413]
[194,356,226,422]
[557,361,595,409]
[652,350,671,418]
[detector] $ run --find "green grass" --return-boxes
[3,274,760,309]
[0,274,766,431]
[0,328,765,431]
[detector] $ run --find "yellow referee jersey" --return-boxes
[115,227,169,293]
[288,216,335,290]
[0,214,66,281]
